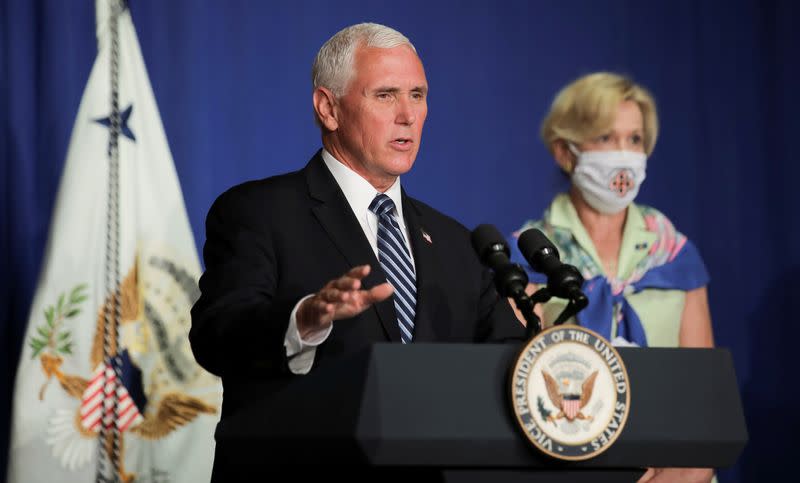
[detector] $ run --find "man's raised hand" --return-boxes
[296,265,393,339]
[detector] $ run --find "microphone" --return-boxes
[471,224,541,336]
[470,224,528,298]
[517,228,587,304]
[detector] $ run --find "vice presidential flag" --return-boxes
[8,1,221,482]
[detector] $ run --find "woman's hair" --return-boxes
[540,72,659,157]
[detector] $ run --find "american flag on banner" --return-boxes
[79,363,143,433]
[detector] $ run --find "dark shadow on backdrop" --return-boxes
[717,267,800,482]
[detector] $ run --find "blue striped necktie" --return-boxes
[369,194,416,343]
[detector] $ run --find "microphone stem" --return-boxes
[552,292,590,326]
[510,290,541,338]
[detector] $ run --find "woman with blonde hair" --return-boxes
[512,72,714,349]
[511,71,714,483]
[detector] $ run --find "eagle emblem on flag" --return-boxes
[32,263,217,482]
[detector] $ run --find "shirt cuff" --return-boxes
[284,294,334,374]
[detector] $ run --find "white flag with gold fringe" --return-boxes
[7,1,221,482]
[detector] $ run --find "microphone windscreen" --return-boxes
[517,228,560,265]
[471,224,510,263]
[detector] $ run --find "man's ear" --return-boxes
[553,140,576,174]
[313,87,339,131]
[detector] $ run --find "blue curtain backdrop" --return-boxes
[2,0,798,481]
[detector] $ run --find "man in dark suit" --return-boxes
[189,22,524,422]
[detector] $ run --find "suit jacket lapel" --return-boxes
[305,152,401,342]
[402,193,444,342]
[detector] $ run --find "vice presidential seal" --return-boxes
[510,325,630,460]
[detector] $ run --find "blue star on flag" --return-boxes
[94,104,136,141]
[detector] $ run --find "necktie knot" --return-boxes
[369,193,395,217]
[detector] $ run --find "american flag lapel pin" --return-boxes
[421,229,432,244]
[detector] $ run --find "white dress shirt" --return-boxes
[283,149,414,374]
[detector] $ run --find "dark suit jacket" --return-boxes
[189,151,525,417]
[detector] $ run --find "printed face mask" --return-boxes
[570,146,647,215]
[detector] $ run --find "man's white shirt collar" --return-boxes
[320,148,412,261]
[321,149,404,220]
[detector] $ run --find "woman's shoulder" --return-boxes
[512,193,568,235]
[513,218,546,236]
[511,194,588,260]
[634,202,687,243]
[629,202,710,291]
[632,202,707,277]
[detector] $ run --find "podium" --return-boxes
[213,343,747,482]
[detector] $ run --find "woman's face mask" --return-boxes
[569,144,647,215]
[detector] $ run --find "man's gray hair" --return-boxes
[312,23,417,98]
